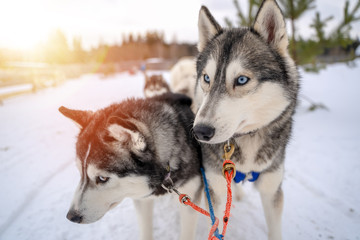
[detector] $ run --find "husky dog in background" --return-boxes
[59,93,202,240]
[193,0,299,239]
[170,57,197,101]
[143,74,171,98]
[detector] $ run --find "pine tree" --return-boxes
[307,0,360,64]
[224,0,360,68]
[225,0,315,62]
[128,33,134,44]
[72,37,86,63]
[278,0,316,62]
[224,0,262,27]
[332,0,360,47]
[45,29,70,64]
[310,12,333,45]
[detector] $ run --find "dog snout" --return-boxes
[66,210,83,223]
[193,124,215,141]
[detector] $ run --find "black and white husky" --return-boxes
[59,93,202,240]
[193,0,299,239]
[143,74,171,98]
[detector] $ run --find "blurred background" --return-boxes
[0,0,359,99]
[0,0,360,239]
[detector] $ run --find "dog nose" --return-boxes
[193,124,215,141]
[67,210,83,223]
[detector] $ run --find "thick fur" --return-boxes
[194,1,299,239]
[143,74,171,98]
[60,93,202,240]
[170,57,197,101]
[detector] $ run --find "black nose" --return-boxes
[67,210,83,223]
[193,124,215,141]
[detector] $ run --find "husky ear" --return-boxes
[253,0,288,54]
[107,116,138,133]
[107,117,146,152]
[198,6,222,52]
[59,106,93,128]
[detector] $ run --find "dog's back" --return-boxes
[170,57,197,100]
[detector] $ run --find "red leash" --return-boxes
[221,164,235,237]
[169,143,236,239]
[178,194,220,239]
[179,167,234,240]
[219,144,236,239]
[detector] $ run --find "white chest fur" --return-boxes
[234,133,274,173]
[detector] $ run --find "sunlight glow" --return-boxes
[0,1,54,50]
[0,0,202,51]
[0,0,357,51]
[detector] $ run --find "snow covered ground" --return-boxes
[0,62,359,240]
[0,84,33,95]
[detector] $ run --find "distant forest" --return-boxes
[1,0,359,72]
[0,30,197,65]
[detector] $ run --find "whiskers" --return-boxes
[188,119,197,139]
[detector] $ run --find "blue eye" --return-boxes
[236,76,250,86]
[203,74,210,84]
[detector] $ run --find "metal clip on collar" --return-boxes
[161,175,191,205]
[223,142,235,160]
[222,161,236,179]
[161,172,174,193]
[222,142,236,179]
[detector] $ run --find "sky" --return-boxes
[0,0,359,50]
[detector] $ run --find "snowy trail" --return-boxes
[0,64,359,240]
[0,160,71,235]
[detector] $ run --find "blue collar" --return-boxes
[233,170,260,183]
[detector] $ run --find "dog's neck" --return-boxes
[147,117,202,196]
[226,101,296,172]
[234,100,296,141]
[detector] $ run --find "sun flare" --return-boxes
[0,1,53,50]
